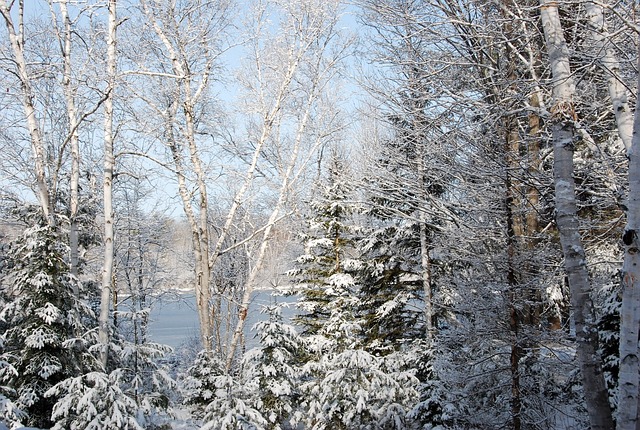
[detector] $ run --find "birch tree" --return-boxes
[99,0,117,369]
[224,0,352,369]
[539,1,613,427]
[617,37,640,430]
[0,0,54,222]
[49,1,81,279]
[583,0,634,154]
[1,1,107,284]
[126,0,234,352]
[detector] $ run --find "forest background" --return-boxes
[0,0,639,429]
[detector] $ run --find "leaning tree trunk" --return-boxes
[539,1,614,428]
[0,1,53,224]
[584,0,633,153]
[224,62,323,370]
[617,44,640,430]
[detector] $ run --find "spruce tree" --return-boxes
[297,275,419,430]
[289,155,420,429]
[184,351,266,430]
[0,223,97,428]
[182,350,228,419]
[289,155,362,337]
[47,369,143,430]
[357,219,424,354]
[242,305,301,430]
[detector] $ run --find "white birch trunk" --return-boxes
[55,0,81,287]
[165,105,213,351]
[99,0,117,369]
[224,81,318,370]
[222,1,346,368]
[206,44,307,273]
[584,0,633,153]
[185,97,213,351]
[140,0,219,350]
[0,0,53,223]
[539,2,613,428]
[617,44,640,430]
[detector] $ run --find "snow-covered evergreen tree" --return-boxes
[114,337,176,428]
[357,219,424,354]
[0,223,97,428]
[46,337,175,429]
[407,340,447,429]
[46,369,143,430]
[0,346,25,429]
[289,154,362,337]
[182,349,267,429]
[242,305,301,430]
[296,265,419,429]
[200,373,267,430]
[596,281,621,412]
[299,343,419,430]
[182,350,228,418]
[287,154,421,428]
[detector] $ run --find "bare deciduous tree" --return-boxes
[224,0,353,369]
[125,0,234,352]
[539,1,613,427]
[618,37,640,430]
[1,0,54,223]
[99,0,118,369]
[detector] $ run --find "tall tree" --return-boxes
[0,0,54,223]
[241,306,301,429]
[289,154,361,337]
[618,39,640,430]
[99,0,118,369]
[222,0,353,369]
[289,161,421,427]
[539,0,613,427]
[48,1,83,281]
[127,0,233,352]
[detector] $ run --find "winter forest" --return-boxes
[0,0,639,429]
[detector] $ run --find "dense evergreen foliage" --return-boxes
[289,156,363,338]
[0,224,97,428]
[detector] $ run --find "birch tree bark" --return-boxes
[584,0,633,153]
[224,0,351,369]
[617,42,640,430]
[50,0,81,285]
[0,0,54,223]
[133,0,233,351]
[539,1,613,428]
[99,0,118,369]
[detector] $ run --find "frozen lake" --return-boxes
[147,291,297,349]
[147,293,201,348]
